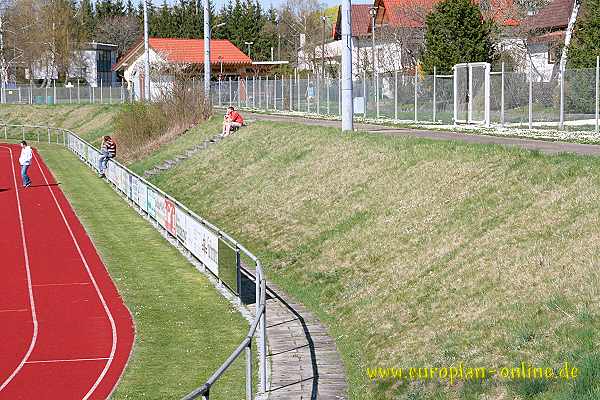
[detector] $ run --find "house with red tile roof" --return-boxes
[114,38,252,100]
[521,0,579,80]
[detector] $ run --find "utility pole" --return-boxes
[321,15,327,80]
[341,0,353,131]
[204,0,211,98]
[143,0,150,101]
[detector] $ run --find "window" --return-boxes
[96,49,113,86]
[548,45,561,64]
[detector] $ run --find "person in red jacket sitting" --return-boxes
[221,106,244,138]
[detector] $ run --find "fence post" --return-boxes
[18,87,22,104]
[596,56,599,134]
[101,79,104,104]
[109,84,113,105]
[338,75,342,116]
[433,67,437,122]
[316,74,320,115]
[363,70,367,119]
[559,65,564,130]
[245,76,249,108]
[274,75,277,111]
[485,63,491,127]
[266,76,269,109]
[376,73,380,119]
[245,343,252,400]
[501,62,505,127]
[289,74,293,111]
[252,76,256,109]
[53,79,56,104]
[414,67,418,123]
[452,66,457,124]
[258,76,262,108]
[77,80,81,104]
[259,277,267,393]
[229,77,232,106]
[307,73,311,113]
[327,75,330,115]
[218,78,222,107]
[528,60,533,130]
[394,70,398,120]
[237,78,241,109]
[297,70,300,111]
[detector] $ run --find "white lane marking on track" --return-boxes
[0,145,39,393]
[0,309,28,313]
[25,357,110,364]
[32,282,90,287]
[33,152,118,400]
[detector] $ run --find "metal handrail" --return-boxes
[1,123,268,400]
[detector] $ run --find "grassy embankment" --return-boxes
[141,118,600,400]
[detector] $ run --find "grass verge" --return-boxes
[144,119,600,400]
[34,142,248,399]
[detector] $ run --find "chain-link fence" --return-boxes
[0,83,133,105]
[210,61,600,134]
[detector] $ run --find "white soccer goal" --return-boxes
[453,62,491,127]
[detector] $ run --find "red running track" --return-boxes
[0,144,134,399]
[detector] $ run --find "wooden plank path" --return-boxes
[263,281,347,400]
[242,267,348,400]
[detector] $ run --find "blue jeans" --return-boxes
[98,151,112,174]
[21,164,31,186]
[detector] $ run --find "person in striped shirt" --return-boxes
[98,135,117,178]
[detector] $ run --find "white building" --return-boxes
[28,42,118,87]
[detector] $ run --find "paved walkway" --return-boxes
[246,112,600,156]
[242,267,348,400]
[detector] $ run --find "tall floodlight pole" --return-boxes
[341,0,353,131]
[204,0,210,97]
[143,0,150,101]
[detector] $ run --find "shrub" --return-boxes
[113,73,213,162]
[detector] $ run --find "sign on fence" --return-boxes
[186,216,219,276]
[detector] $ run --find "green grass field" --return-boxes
[31,142,249,399]
[139,119,600,400]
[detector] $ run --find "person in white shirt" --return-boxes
[19,141,33,188]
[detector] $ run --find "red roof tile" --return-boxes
[524,0,574,30]
[150,38,251,65]
[114,38,251,71]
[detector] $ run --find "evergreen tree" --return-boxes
[126,0,135,16]
[113,0,125,16]
[567,0,600,68]
[422,0,495,73]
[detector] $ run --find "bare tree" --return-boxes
[95,15,141,59]
[3,0,85,85]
